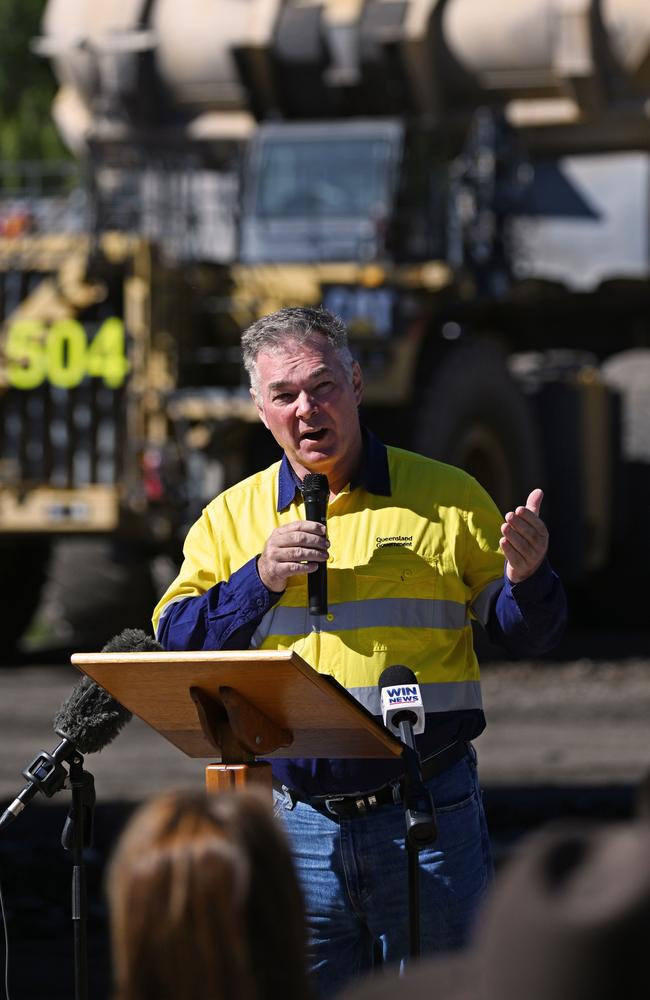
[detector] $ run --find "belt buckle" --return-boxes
[324,796,346,816]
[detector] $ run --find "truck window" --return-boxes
[255,137,395,218]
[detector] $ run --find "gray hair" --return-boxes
[241,306,354,395]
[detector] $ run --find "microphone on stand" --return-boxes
[379,664,426,739]
[0,628,162,832]
[379,665,436,847]
[302,472,329,616]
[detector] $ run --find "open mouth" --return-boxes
[301,428,328,442]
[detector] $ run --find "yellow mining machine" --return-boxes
[1,0,650,648]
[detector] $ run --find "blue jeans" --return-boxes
[274,747,493,999]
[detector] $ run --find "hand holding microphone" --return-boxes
[256,473,329,609]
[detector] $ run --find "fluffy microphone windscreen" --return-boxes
[101,627,164,656]
[52,628,163,754]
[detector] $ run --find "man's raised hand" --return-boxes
[500,488,549,584]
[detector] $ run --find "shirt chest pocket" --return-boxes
[353,548,440,596]
[351,549,446,658]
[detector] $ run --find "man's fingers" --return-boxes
[282,561,320,574]
[503,511,547,546]
[525,488,544,517]
[284,529,329,549]
[288,546,328,563]
[270,523,329,554]
[281,520,327,537]
[268,542,328,563]
[500,525,535,562]
[499,537,514,559]
[500,537,525,567]
[501,539,535,583]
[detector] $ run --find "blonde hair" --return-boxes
[107,789,310,1000]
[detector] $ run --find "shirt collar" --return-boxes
[277,427,392,512]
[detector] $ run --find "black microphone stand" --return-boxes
[61,752,96,1000]
[397,723,437,959]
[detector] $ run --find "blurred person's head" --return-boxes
[107,788,310,1000]
[341,818,650,1000]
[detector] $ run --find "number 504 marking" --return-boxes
[6,317,130,390]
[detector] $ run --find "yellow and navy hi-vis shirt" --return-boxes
[153,431,511,797]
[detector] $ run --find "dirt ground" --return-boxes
[479,656,650,787]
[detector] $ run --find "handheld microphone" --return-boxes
[378,665,436,847]
[0,628,162,832]
[302,472,329,616]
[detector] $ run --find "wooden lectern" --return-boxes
[71,649,403,795]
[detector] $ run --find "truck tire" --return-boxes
[0,539,51,659]
[413,338,543,514]
[41,539,157,649]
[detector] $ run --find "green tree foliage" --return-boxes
[0,0,69,161]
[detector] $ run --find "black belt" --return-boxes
[284,740,470,820]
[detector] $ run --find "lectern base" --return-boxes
[205,761,273,795]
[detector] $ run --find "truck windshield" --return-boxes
[255,137,395,218]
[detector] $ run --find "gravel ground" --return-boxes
[479,658,650,787]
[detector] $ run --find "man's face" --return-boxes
[252,334,363,486]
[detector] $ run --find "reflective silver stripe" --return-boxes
[349,681,483,716]
[470,577,504,626]
[250,605,308,647]
[250,598,468,645]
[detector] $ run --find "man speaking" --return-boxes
[153,306,566,997]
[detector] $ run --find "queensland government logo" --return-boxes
[375,535,412,549]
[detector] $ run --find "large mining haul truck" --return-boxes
[1,0,649,649]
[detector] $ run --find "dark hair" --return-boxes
[241,305,354,392]
[107,789,310,1000]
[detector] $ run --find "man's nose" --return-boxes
[296,390,317,417]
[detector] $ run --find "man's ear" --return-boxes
[250,387,270,430]
[352,361,363,406]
